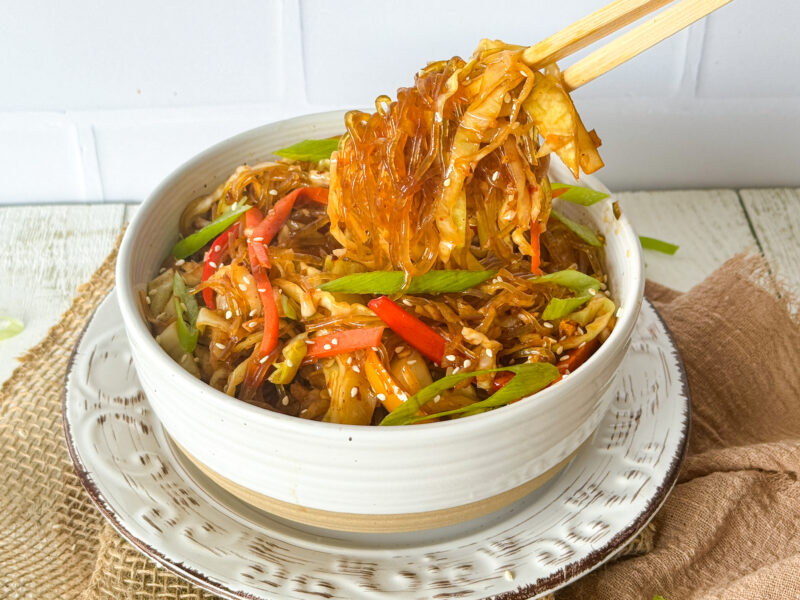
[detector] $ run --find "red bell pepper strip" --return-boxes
[557,338,600,376]
[201,222,240,309]
[368,296,446,364]
[251,266,279,356]
[305,326,385,359]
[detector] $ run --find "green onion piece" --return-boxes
[653,596,669,600]
[531,269,602,295]
[172,273,198,325]
[0,315,24,341]
[380,362,559,426]
[319,269,497,295]
[171,204,251,259]
[542,295,592,320]
[173,298,198,354]
[550,209,602,247]
[551,183,609,206]
[268,334,308,384]
[280,294,298,320]
[640,236,679,255]
[273,138,340,162]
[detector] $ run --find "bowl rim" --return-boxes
[116,109,645,441]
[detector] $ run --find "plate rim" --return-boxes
[62,292,690,600]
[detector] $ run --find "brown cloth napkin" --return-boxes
[0,247,798,600]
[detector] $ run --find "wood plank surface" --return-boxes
[616,189,758,292]
[0,203,127,384]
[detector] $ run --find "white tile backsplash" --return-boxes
[0,0,797,203]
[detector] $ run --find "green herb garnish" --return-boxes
[171,203,251,259]
[542,296,593,320]
[172,273,198,325]
[532,269,602,321]
[0,315,24,341]
[640,236,679,255]
[550,209,602,247]
[380,362,559,426]
[273,138,340,162]
[551,183,609,206]
[319,269,497,295]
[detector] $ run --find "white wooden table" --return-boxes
[1,190,798,386]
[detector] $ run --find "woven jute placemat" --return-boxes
[9,240,798,599]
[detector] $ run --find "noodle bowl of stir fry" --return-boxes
[116,41,644,532]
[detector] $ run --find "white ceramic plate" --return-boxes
[64,291,689,600]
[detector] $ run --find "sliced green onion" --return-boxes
[280,294,298,320]
[173,298,198,354]
[171,204,251,259]
[551,183,609,206]
[319,269,497,295]
[172,273,198,325]
[550,209,602,247]
[0,315,24,341]
[268,334,308,384]
[531,269,601,295]
[273,138,340,162]
[640,236,679,255]
[380,362,559,426]
[542,295,592,320]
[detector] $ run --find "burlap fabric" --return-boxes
[1,244,797,600]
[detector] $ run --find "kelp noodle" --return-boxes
[144,39,617,426]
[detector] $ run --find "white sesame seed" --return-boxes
[555,346,563,355]
[402,299,413,306]
[281,396,289,406]
[249,309,257,317]
[286,360,294,367]
[300,408,308,414]
[252,237,264,242]
[174,259,185,266]
[269,189,278,195]
[543,322,554,328]
[433,395,441,403]
[443,178,451,187]
[259,355,269,364]
[352,365,361,373]
[445,354,456,362]
[463,359,472,368]
[350,386,358,398]
[559,335,566,341]
[145,296,151,305]
[305,339,315,345]
[395,346,405,353]
[215,343,226,350]
[159,267,166,273]
[377,393,386,401]
[214,245,221,252]
[243,275,251,284]
[346,356,353,365]
[209,261,218,269]
[588,288,597,296]
[331,338,339,345]
[452,367,460,374]
[407,359,417,365]
[559,355,570,362]
[371,346,380,351]
[579,341,586,348]
[492,171,500,182]
[323,344,332,350]
[486,349,493,358]
[258,288,267,293]
[225,310,232,319]
[239,283,247,291]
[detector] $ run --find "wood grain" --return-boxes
[739,188,800,291]
[0,203,127,384]
[616,189,758,292]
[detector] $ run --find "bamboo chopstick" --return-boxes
[522,0,674,68]
[561,0,732,90]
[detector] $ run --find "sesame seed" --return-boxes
[433,395,441,403]
[486,349,493,357]
[443,178,451,187]
[239,283,247,291]
[346,356,353,365]
[555,346,563,355]
[209,261,217,269]
[279,396,289,406]
[175,259,185,266]
[269,189,278,195]
[145,296,151,305]
[323,344,332,350]
[559,335,566,341]
[286,360,294,367]
[300,408,308,414]
[445,354,456,362]
[371,346,380,351]
[252,237,264,242]
[352,365,361,373]
[305,339,315,345]
[215,343,226,350]
[407,359,417,365]
[463,359,472,368]
[243,275,251,284]
[350,386,358,398]
[588,288,597,296]
[543,322,554,328]
[159,267,166,273]
[377,393,386,401]
[452,367,460,374]
[214,245,221,252]
[492,171,500,182]
[259,354,270,363]
[225,310,232,319]
[402,299,413,306]
[559,355,570,362]
[258,288,267,293]
[564,369,571,375]
[249,309,257,317]
[395,346,405,353]
[331,338,339,345]
[579,341,586,348]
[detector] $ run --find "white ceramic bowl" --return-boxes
[116,110,644,533]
